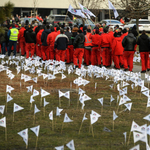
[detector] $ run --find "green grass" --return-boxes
[0,64,149,150]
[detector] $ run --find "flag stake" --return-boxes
[61,123,64,134]
[101,106,103,116]
[35,136,38,148]
[40,97,42,106]
[30,102,32,110]
[5,127,7,141]
[26,144,28,149]
[113,120,114,131]
[13,112,14,122]
[43,107,45,117]
[59,97,61,107]
[91,125,94,137]
[52,120,54,131]
[6,99,7,113]
[127,131,131,145]
[69,98,70,107]
[78,122,83,134]
[33,114,35,125]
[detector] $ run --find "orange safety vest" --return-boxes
[84,33,92,47]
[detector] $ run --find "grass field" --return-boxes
[0,58,149,150]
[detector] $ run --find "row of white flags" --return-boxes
[68,1,119,19]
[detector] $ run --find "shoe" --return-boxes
[66,62,71,64]
[141,70,146,73]
[147,69,150,71]
[99,65,102,68]
[120,65,124,68]
[124,69,129,71]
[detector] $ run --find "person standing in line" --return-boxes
[25,25,36,59]
[47,27,58,60]
[137,30,150,73]
[122,29,136,72]
[18,23,26,56]
[7,23,19,57]
[54,28,68,62]
[65,27,73,64]
[41,25,51,60]
[73,29,85,68]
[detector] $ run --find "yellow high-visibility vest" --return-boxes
[9,28,19,41]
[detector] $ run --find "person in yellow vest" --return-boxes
[7,23,19,57]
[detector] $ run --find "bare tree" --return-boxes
[113,0,150,33]
[33,0,38,17]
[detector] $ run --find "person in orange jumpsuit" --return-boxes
[47,27,58,60]
[90,29,101,67]
[36,26,44,58]
[100,27,111,67]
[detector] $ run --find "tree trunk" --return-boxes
[136,18,139,34]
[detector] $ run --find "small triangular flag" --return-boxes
[13,103,24,113]
[66,139,75,150]
[34,104,40,114]
[30,125,40,137]
[63,113,73,123]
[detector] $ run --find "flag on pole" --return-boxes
[0,105,5,114]
[108,0,119,18]
[13,103,24,112]
[0,117,6,128]
[30,125,40,137]
[66,139,75,150]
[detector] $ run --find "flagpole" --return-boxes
[59,97,61,107]
[61,122,64,134]
[5,127,7,141]
[13,112,14,122]
[127,131,131,145]
[40,97,42,106]
[35,136,38,148]
[113,120,114,131]
[64,11,68,22]
[78,122,83,134]
[109,9,111,25]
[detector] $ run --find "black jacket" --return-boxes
[41,29,51,46]
[73,33,85,49]
[122,33,136,51]
[54,34,68,50]
[137,34,150,52]
[25,28,36,44]
[65,31,72,45]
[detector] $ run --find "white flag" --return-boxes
[129,144,140,150]
[113,111,118,121]
[32,77,38,83]
[56,107,63,116]
[119,97,126,106]
[64,91,70,99]
[66,139,75,150]
[26,85,33,93]
[13,103,24,112]
[133,131,145,143]
[110,95,115,102]
[124,103,132,111]
[44,98,49,107]
[63,113,73,123]
[0,117,6,128]
[18,128,28,145]
[123,132,127,144]
[78,88,85,95]
[61,74,66,80]
[98,98,103,106]
[91,110,101,118]
[6,85,14,93]
[30,96,35,103]
[141,86,149,92]
[123,95,131,102]
[147,125,150,135]
[49,111,53,120]
[123,81,129,87]
[90,114,98,124]
[82,113,88,122]
[131,120,140,132]
[32,89,39,97]
[142,90,149,97]
[59,90,64,98]
[41,89,50,97]
[7,94,13,102]
[55,145,64,150]
[108,0,119,18]
[30,125,40,137]
[68,4,82,17]
[143,114,150,122]
[0,105,5,114]
[82,94,91,101]
[34,104,40,114]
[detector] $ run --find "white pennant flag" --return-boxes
[82,113,88,122]
[13,103,24,112]
[30,96,35,103]
[90,114,98,125]
[91,110,101,118]
[98,98,103,106]
[113,111,118,121]
[142,90,149,97]
[56,107,63,116]
[30,125,40,137]
[44,98,49,107]
[55,145,64,150]
[64,91,70,99]
[0,105,5,114]
[26,85,33,93]
[133,131,145,143]
[49,111,53,120]
[78,88,85,95]
[119,97,126,106]
[123,81,129,87]
[41,89,50,97]
[108,0,119,18]
[123,132,127,144]
[82,94,91,101]
[123,95,131,102]
[147,97,150,107]
[63,113,73,123]
[32,89,39,97]
[7,94,13,102]
[110,95,115,102]
[34,104,40,114]
[68,4,83,17]
[143,114,150,122]
[17,128,28,145]
[0,117,6,128]
[59,90,64,98]
[122,87,127,95]
[124,103,132,111]
[62,74,66,80]
[141,86,149,92]
[129,144,140,150]
[131,120,140,132]
[6,85,14,93]
[66,139,75,150]
[32,77,38,83]
[147,125,150,135]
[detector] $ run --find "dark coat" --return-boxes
[25,28,36,43]
[65,31,73,45]
[73,33,85,49]
[41,29,51,46]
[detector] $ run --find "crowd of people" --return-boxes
[0,17,150,73]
